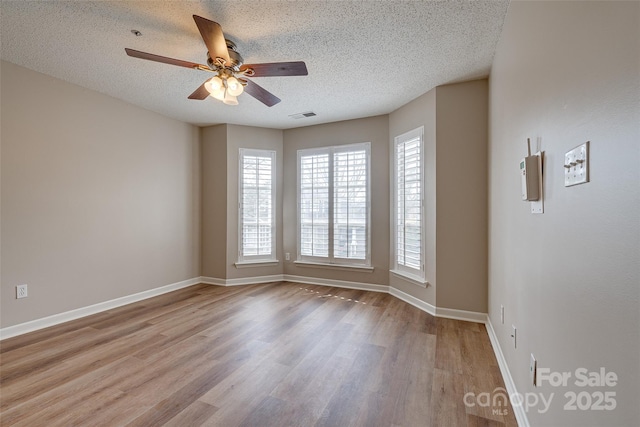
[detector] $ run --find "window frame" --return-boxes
[296,142,371,267]
[237,148,277,264]
[391,127,426,284]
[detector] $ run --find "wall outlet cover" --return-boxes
[16,284,28,299]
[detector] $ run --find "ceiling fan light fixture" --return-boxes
[205,76,223,94]
[226,76,244,96]
[211,90,225,101]
[223,92,238,105]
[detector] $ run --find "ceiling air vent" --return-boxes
[289,111,317,119]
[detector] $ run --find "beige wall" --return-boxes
[1,61,200,328]
[200,124,284,280]
[488,2,639,426]
[0,62,488,331]
[388,89,437,306]
[435,80,488,312]
[282,116,390,286]
[387,80,488,313]
[200,124,227,279]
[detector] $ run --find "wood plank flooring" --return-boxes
[0,282,518,427]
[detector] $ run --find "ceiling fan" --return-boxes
[125,15,308,107]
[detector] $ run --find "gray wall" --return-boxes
[488,1,639,425]
[1,61,201,328]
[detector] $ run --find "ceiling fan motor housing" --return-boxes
[207,39,243,69]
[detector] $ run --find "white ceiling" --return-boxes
[0,0,510,129]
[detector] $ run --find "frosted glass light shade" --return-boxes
[204,76,223,94]
[223,92,238,105]
[210,88,225,101]
[226,76,244,96]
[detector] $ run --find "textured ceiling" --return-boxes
[0,0,510,129]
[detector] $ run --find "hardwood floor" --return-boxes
[0,282,518,427]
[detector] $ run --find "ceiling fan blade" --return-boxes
[193,15,230,66]
[125,48,204,69]
[240,61,308,77]
[188,82,210,100]
[242,79,281,107]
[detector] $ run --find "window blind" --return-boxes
[396,136,422,270]
[333,149,367,260]
[240,150,275,259]
[299,153,329,257]
[298,142,370,265]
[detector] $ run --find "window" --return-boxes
[392,127,426,283]
[297,142,370,266]
[238,149,276,263]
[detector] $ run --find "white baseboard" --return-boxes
[388,286,436,316]
[2,273,487,340]
[199,275,284,287]
[485,317,530,427]
[200,273,389,293]
[1,275,488,339]
[199,276,227,286]
[0,277,201,341]
[283,274,389,293]
[436,306,488,323]
[388,287,488,324]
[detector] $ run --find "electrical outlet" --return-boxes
[511,325,517,348]
[285,252,290,261]
[500,305,504,324]
[16,284,28,299]
[530,353,537,386]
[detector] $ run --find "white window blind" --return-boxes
[394,128,425,278]
[239,149,276,261]
[300,153,329,257]
[333,149,367,260]
[298,143,370,265]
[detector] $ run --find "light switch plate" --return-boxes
[564,142,589,187]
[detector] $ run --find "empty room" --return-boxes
[1,1,638,426]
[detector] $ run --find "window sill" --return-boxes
[293,260,374,273]
[235,260,280,268]
[390,269,429,288]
